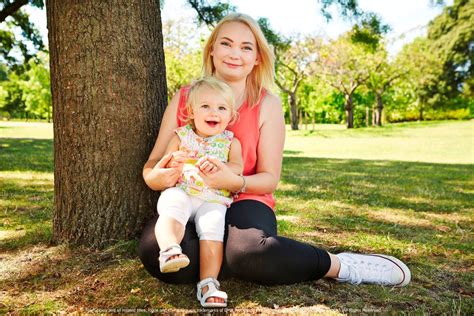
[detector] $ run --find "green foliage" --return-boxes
[298,79,343,124]
[350,12,390,51]
[0,70,25,118]
[0,51,51,120]
[0,0,45,65]
[320,0,390,49]
[257,17,290,51]
[320,0,362,21]
[17,51,51,120]
[186,0,236,26]
[162,17,204,100]
[393,37,444,120]
[427,0,474,102]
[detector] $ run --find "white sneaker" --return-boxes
[336,253,411,287]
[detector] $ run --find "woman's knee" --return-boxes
[225,229,266,273]
[138,218,198,284]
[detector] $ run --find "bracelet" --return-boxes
[233,174,246,198]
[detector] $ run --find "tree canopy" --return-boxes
[1,0,471,126]
[0,0,45,65]
[427,0,474,102]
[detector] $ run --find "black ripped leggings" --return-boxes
[138,200,331,285]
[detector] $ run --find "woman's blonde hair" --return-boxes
[202,13,275,108]
[184,76,238,127]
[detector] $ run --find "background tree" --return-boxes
[275,35,321,130]
[427,0,474,107]
[298,77,342,128]
[18,51,51,120]
[0,67,26,118]
[394,37,443,121]
[47,0,167,247]
[365,45,400,126]
[318,35,371,128]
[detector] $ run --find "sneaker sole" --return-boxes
[160,257,190,273]
[370,254,411,287]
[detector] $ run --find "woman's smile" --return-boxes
[224,61,242,68]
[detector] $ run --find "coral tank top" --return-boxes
[176,86,275,210]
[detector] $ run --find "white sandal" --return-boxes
[196,277,228,308]
[159,244,190,273]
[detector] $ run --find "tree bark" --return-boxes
[345,93,354,129]
[47,0,167,247]
[289,92,299,130]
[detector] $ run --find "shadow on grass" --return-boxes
[276,156,473,254]
[283,150,303,155]
[1,241,469,314]
[0,138,53,172]
[1,149,472,313]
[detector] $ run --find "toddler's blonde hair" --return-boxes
[184,77,238,127]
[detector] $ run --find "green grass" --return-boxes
[0,121,53,139]
[1,120,473,314]
[286,121,473,164]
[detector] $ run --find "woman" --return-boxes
[139,13,411,305]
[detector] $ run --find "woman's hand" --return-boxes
[198,156,241,191]
[167,151,187,169]
[143,152,183,190]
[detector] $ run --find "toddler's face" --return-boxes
[190,87,233,138]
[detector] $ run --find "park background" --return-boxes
[1,0,473,313]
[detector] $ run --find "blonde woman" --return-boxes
[140,13,411,307]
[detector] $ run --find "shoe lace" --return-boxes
[344,258,391,285]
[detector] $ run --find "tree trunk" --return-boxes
[419,102,424,121]
[376,93,383,126]
[304,111,308,130]
[289,93,298,130]
[365,107,369,127]
[372,106,376,126]
[47,0,167,247]
[345,94,354,129]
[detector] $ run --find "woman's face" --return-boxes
[211,21,259,83]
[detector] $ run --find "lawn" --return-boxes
[1,120,473,314]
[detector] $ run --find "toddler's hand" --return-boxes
[196,156,218,174]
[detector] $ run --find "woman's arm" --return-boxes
[244,93,285,193]
[143,92,182,191]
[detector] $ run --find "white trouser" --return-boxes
[157,187,227,241]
